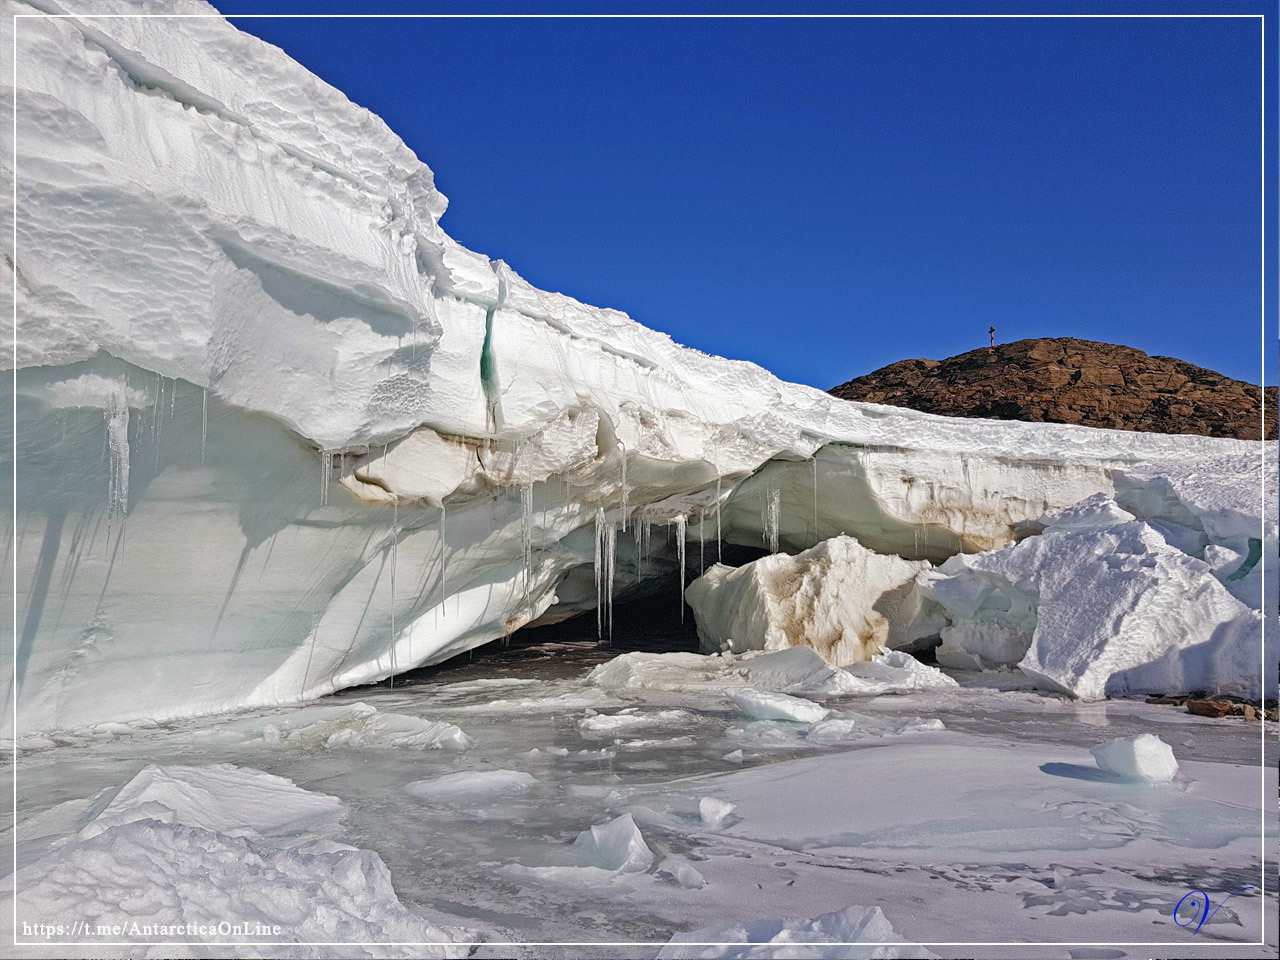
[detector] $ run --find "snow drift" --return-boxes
[3,0,1273,731]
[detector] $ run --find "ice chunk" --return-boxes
[585,646,862,696]
[1090,734,1179,783]
[403,770,537,803]
[1038,493,1137,532]
[843,648,959,695]
[699,796,736,828]
[924,508,1270,700]
[657,904,934,959]
[77,763,345,844]
[727,688,832,723]
[685,536,938,665]
[656,857,707,889]
[572,812,653,872]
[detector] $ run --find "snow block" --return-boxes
[572,813,653,872]
[684,536,939,665]
[1090,734,1179,783]
[727,688,832,723]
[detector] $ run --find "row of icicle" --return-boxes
[313,439,827,676]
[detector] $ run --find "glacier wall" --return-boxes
[3,1,1272,732]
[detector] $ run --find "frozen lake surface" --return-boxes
[4,631,1275,959]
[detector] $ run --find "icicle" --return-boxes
[594,507,616,643]
[201,387,208,464]
[319,450,332,506]
[636,507,650,584]
[105,388,131,520]
[619,443,628,532]
[762,487,781,553]
[698,511,706,574]
[520,481,534,608]
[169,378,176,418]
[152,376,163,474]
[674,514,687,622]
[389,500,398,689]
[811,456,819,547]
[438,502,448,619]
[715,476,723,562]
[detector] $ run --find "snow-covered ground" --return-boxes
[3,639,1275,959]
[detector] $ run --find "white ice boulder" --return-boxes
[657,903,935,959]
[923,503,1270,700]
[1090,734,1179,783]
[699,796,736,828]
[727,688,832,723]
[684,536,939,665]
[572,812,653,872]
[656,857,707,889]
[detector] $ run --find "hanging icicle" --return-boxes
[201,387,208,464]
[105,388,131,521]
[438,502,449,619]
[319,450,333,506]
[619,443,628,533]
[520,481,534,609]
[762,487,781,553]
[715,476,723,563]
[389,500,398,688]
[698,511,706,574]
[811,456,819,547]
[674,514,687,622]
[594,507,617,643]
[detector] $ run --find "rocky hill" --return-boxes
[830,338,1276,441]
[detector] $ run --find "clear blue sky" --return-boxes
[216,2,1277,388]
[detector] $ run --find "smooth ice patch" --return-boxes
[1090,734,1179,783]
[727,688,832,723]
[403,770,537,803]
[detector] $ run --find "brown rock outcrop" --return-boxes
[829,338,1275,441]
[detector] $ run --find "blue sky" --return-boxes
[217,3,1277,388]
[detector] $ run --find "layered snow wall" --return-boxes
[3,0,1273,731]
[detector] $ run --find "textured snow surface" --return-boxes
[1090,734,1179,783]
[657,904,936,959]
[684,536,937,663]
[923,495,1274,699]
[3,764,469,958]
[4,0,1272,730]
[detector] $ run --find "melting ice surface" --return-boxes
[3,636,1275,958]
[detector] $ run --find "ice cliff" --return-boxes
[3,0,1274,732]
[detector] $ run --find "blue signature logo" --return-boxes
[1175,886,1256,934]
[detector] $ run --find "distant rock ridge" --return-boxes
[830,337,1276,441]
